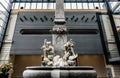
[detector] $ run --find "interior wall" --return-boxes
[12,55,107,78]
[77,55,107,78]
[11,12,103,55]
[12,55,42,78]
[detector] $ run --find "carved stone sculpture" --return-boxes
[41,39,55,66]
[63,39,78,66]
[41,39,78,66]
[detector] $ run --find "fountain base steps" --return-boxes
[23,66,97,78]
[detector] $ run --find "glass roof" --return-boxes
[13,0,105,2]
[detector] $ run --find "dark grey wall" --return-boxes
[10,12,103,54]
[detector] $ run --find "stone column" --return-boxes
[52,0,67,56]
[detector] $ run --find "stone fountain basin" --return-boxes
[23,66,97,78]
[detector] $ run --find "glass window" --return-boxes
[83,3,88,9]
[77,3,82,9]
[0,11,9,17]
[42,3,47,9]
[47,3,54,9]
[0,15,6,22]
[108,43,119,58]
[11,1,107,10]
[89,3,94,9]
[65,3,71,9]
[31,3,37,9]
[65,0,70,2]
[0,0,10,50]
[0,0,9,9]
[13,0,104,2]
[12,3,15,9]
[0,17,5,23]
[53,3,56,9]
[26,0,31,1]
[0,27,2,33]
[102,15,120,62]
[50,0,54,2]
[14,3,19,9]
[32,0,38,1]
[100,3,104,9]
[19,3,25,9]
[0,5,6,11]
[71,3,77,9]
[37,0,43,1]
[37,3,42,9]
[2,22,6,29]
[25,3,30,9]
[0,20,6,27]
[109,2,118,9]
[94,3,100,9]
[15,0,20,1]
[5,0,10,3]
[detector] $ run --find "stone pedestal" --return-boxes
[52,25,67,56]
[23,66,97,78]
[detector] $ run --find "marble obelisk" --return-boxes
[52,0,67,56]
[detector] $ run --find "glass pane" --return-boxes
[108,43,119,58]
[14,3,19,9]
[83,3,88,9]
[53,3,56,9]
[2,22,6,29]
[12,3,15,9]
[0,27,2,33]
[19,3,25,9]
[13,0,104,2]
[94,3,100,9]
[72,3,77,9]
[65,3,71,9]
[31,3,36,9]
[0,20,6,27]
[77,3,82,9]
[50,0,54,2]
[89,3,94,9]
[42,3,47,9]
[5,0,10,3]
[47,3,54,9]
[37,0,43,1]
[25,3,30,9]
[0,5,6,11]
[109,2,118,9]
[37,3,42,9]
[0,15,6,21]
[0,0,9,9]
[102,15,120,62]
[100,3,104,9]
[15,0,20,1]
[32,0,38,1]
[0,10,9,17]
[26,0,31,1]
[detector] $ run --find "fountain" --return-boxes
[23,0,97,78]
